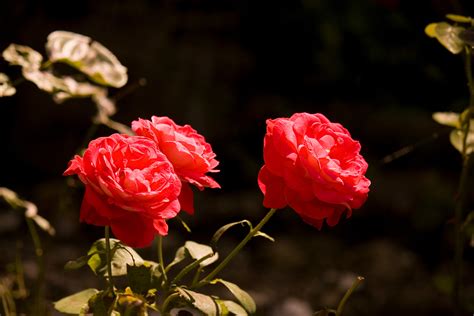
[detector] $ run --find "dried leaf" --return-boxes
[425,22,465,54]
[46,31,128,88]
[0,73,16,97]
[2,44,43,69]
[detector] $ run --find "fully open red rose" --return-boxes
[132,116,220,214]
[64,133,182,248]
[258,113,370,229]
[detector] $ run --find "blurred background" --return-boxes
[1,0,474,315]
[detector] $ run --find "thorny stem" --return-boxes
[197,208,278,287]
[336,276,364,316]
[105,226,115,293]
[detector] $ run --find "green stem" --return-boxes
[173,254,213,285]
[158,236,168,284]
[105,226,114,292]
[197,208,278,287]
[161,292,179,315]
[453,46,474,316]
[453,154,471,315]
[336,276,364,316]
[26,217,45,315]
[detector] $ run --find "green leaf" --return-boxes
[54,288,99,314]
[446,14,472,23]
[64,254,96,270]
[211,220,253,248]
[2,44,43,69]
[449,129,474,155]
[425,22,465,54]
[0,73,16,97]
[176,287,219,316]
[432,112,461,128]
[87,238,144,276]
[46,31,128,88]
[217,300,248,315]
[127,264,153,294]
[210,279,256,314]
[184,241,219,267]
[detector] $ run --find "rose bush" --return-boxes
[132,116,220,213]
[258,112,370,229]
[64,133,182,247]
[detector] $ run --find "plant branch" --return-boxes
[197,208,277,287]
[105,226,115,292]
[336,276,364,316]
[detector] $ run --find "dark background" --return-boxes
[1,0,474,315]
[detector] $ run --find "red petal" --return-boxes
[110,213,156,248]
[258,166,287,209]
[178,182,194,215]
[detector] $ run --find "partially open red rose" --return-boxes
[258,113,370,229]
[64,134,182,248]
[132,116,220,214]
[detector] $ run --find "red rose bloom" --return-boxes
[64,134,182,248]
[258,113,370,229]
[132,116,220,214]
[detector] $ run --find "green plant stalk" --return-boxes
[197,208,277,287]
[336,276,364,316]
[191,267,202,288]
[105,226,115,292]
[158,236,168,284]
[161,292,179,315]
[452,46,474,316]
[173,254,213,285]
[26,217,45,316]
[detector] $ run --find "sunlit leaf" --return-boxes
[0,73,16,97]
[449,129,474,155]
[53,77,106,103]
[0,187,55,235]
[87,238,144,276]
[184,241,219,267]
[432,112,461,128]
[91,91,116,117]
[22,69,68,93]
[446,14,472,23]
[22,68,106,103]
[2,44,43,69]
[46,31,128,88]
[425,22,465,54]
[217,300,248,315]
[176,287,218,316]
[210,279,256,314]
[54,288,98,314]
